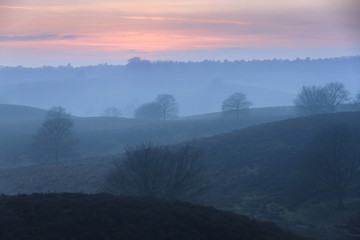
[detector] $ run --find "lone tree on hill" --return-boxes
[301,124,360,209]
[105,143,207,201]
[324,82,350,112]
[31,106,77,162]
[155,94,179,120]
[221,92,252,118]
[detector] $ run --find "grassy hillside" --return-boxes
[0,193,307,240]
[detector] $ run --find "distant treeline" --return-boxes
[1,56,359,85]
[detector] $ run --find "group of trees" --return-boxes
[294,82,358,115]
[135,94,179,120]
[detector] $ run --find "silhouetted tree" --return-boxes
[155,94,179,120]
[324,82,350,112]
[301,124,360,209]
[221,92,252,118]
[294,85,327,115]
[31,106,77,162]
[103,107,121,117]
[134,102,161,120]
[105,143,206,200]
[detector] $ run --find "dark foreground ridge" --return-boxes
[0,193,307,240]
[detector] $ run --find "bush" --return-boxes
[105,143,207,201]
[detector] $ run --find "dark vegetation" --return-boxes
[105,144,206,200]
[0,193,308,240]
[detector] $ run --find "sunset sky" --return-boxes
[1,0,359,66]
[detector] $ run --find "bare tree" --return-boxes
[134,102,161,120]
[294,85,327,116]
[221,92,252,118]
[30,106,77,162]
[103,107,121,117]
[155,94,179,120]
[301,124,360,209]
[105,143,207,200]
[324,82,350,112]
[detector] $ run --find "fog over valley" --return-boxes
[1,56,359,117]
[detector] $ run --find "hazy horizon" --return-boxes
[1,54,360,68]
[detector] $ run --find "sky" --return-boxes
[0,0,360,66]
